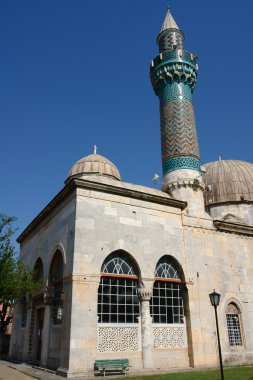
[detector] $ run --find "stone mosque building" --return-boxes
[9,8,253,377]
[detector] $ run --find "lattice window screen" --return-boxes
[98,326,139,352]
[153,326,186,349]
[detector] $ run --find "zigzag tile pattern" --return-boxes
[160,99,199,161]
[159,30,183,52]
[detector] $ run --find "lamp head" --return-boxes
[209,290,221,307]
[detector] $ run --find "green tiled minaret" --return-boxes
[150,7,200,178]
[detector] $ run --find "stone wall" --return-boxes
[9,194,76,368]
[10,183,253,376]
[68,186,253,373]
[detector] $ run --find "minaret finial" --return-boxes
[93,145,97,154]
[160,5,180,33]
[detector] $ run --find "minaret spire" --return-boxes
[150,7,206,216]
[160,6,180,32]
[157,7,184,52]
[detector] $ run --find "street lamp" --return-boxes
[209,290,224,380]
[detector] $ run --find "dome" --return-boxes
[66,154,121,182]
[203,160,253,205]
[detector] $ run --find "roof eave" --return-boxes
[17,178,187,244]
[214,220,253,236]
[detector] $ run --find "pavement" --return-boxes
[0,359,222,380]
[0,360,64,380]
[0,359,191,380]
[0,364,32,380]
[0,361,133,380]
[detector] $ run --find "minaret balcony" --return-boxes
[150,50,198,71]
[150,60,198,95]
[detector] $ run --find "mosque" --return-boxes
[9,7,253,377]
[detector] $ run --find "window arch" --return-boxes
[155,259,181,280]
[151,256,184,324]
[49,250,64,324]
[34,258,44,285]
[226,302,243,346]
[98,251,140,324]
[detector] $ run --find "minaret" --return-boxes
[150,7,206,215]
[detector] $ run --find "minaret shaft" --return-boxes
[151,8,207,217]
[160,81,199,175]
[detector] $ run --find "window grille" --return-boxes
[98,277,139,323]
[20,296,27,327]
[150,281,184,324]
[51,281,63,324]
[98,252,139,323]
[50,251,64,324]
[150,257,184,324]
[226,303,242,346]
[34,258,44,284]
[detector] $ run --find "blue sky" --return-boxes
[1,0,253,246]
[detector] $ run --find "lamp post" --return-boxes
[209,290,224,380]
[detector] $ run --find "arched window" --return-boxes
[150,256,184,324]
[226,303,243,346]
[34,258,44,285]
[98,251,140,323]
[49,250,64,324]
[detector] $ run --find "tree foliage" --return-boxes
[0,213,39,331]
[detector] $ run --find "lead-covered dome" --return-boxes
[66,153,121,183]
[203,160,253,205]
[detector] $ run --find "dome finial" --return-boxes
[93,145,97,154]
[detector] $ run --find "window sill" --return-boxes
[228,345,245,352]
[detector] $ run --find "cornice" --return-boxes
[73,178,186,209]
[213,220,253,236]
[166,178,205,192]
[207,200,253,207]
[17,178,187,244]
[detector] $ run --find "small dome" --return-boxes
[203,160,253,205]
[66,154,121,182]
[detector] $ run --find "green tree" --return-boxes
[0,213,39,332]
